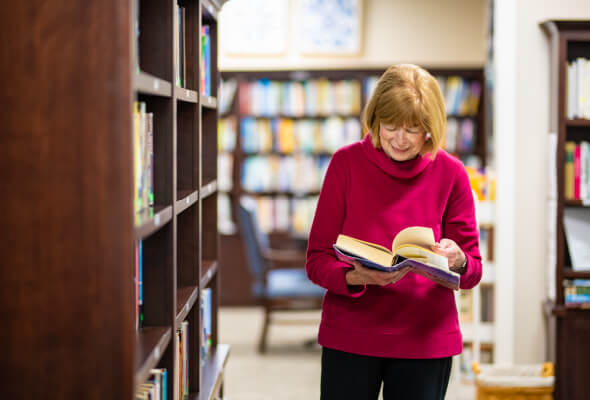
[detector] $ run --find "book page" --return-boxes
[395,245,448,270]
[392,226,436,252]
[335,234,394,266]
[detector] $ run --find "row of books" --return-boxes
[241,195,319,235]
[566,57,590,120]
[135,368,168,400]
[175,321,189,400]
[565,280,590,304]
[135,241,144,330]
[239,116,361,154]
[133,102,155,215]
[218,153,233,192]
[239,79,362,117]
[466,166,497,202]
[201,25,212,96]
[564,141,590,200]
[218,193,237,235]
[446,117,476,154]
[218,117,238,152]
[201,288,213,364]
[241,155,330,194]
[220,79,238,115]
[459,286,495,324]
[364,75,482,117]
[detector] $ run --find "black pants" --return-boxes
[320,347,452,400]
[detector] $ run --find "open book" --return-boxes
[333,226,460,290]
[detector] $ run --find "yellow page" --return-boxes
[335,234,394,266]
[391,226,436,252]
[395,244,449,270]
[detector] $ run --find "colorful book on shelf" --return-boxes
[333,226,460,290]
[565,141,575,200]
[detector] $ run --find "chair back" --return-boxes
[237,204,270,294]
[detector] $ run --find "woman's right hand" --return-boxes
[345,260,410,286]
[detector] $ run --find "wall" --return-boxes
[219,0,487,71]
[494,0,590,364]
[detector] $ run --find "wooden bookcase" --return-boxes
[218,68,486,306]
[542,20,590,400]
[1,1,228,399]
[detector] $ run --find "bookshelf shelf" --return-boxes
[201,0,220,19]
[200,344,231,400]
[135,71,173,97]
[176,190,200,216]
[200,180,217,200]
[134,327,172,389]
[563,268,590,279]
[200,94,218,109]
[566,119,590,127]
[134,206,173,240]
[564,200,590,207]
[175,86,199,103]
[176,285,200,328]
[201,260,218,288]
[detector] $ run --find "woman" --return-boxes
[305,64,482,400]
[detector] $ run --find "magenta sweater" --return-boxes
[306,135,482,359]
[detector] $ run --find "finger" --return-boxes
[439,238,454,249]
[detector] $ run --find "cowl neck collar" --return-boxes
[361,134,432,179]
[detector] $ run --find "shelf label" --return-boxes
[154,214,160,226]
[154,346,160,359]
[154,80,160,91]
[186,303,190,313]
[186,197,190,204]
[186,90,190,98]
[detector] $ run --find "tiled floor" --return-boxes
[219,307,475,400]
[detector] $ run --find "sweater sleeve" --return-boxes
[443,165,483,290]
[305,151,366,297]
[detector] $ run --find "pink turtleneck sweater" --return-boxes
[306,135,482,359]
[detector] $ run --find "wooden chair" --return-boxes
[237,204,325,353]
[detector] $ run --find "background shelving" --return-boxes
[217,68,487,307]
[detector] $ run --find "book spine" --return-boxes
[565,141,575,200]
[147,113,154,207]
[574,144,581,200]
[138,240,143,328]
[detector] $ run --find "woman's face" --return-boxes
[378,123,428,161]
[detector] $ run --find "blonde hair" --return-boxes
[362,64,446,158]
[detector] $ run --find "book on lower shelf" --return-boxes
[133,101,155,217]
[201,288,212,364]
[174,321,189,400]
[333,227,460,290]
[136,368,168,400]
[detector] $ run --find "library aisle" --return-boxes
[219,307,475,400]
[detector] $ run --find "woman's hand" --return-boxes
[345,260,410,286]
[431,238,466,272]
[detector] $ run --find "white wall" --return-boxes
[219,0,487,71]
[494,0,590,364]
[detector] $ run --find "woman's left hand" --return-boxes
[431,238,466,271]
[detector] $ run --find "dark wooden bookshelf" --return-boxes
[176,189,200,215]
[136,71,173,97]
[199,344,231,400]
[219,67,487,306]
[201,260,218,288]
[175,86,199,103]
[176,285,200,327]
[566,118,590,127]
[201,94,218,108]
[0,1,228,399]
[135,327,173,388]
[542,20,590,400]
[135,205,174,239]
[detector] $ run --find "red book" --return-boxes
[574,143,581,200]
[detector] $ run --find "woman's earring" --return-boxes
[426,132,432,140]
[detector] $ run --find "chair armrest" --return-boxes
[261,248,307,264]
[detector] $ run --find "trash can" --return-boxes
[472,362,555,400]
